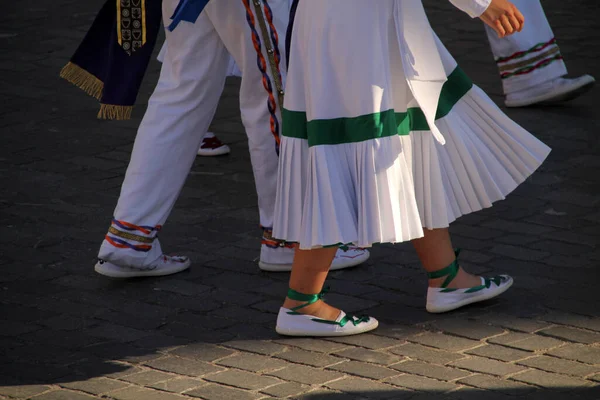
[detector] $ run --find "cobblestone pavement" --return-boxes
[1,0,599,399]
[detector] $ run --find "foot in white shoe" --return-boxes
[94,254,191,278]
[258,245,370,272]
[331,246,370,271]
[505,75,595,107]
[425,249,513,313]
[276,308,379,337]
[427,275,513,313]
[276,288,378,337]
[257,229,369,272]
[197,132,231,156]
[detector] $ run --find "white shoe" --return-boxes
[505,75,595,107]
[258,246,370,272]
[426,275,513,313]
[197,132,231,156]
[276,308,379,337]
[94,255,191,278]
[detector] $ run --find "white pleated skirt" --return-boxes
[273,0,551,249]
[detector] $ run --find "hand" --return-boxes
[479,0,525,38]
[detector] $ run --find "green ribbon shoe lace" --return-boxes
[427,249,508,293]
[286,287,371,327]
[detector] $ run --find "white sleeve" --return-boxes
[448,0,492,18]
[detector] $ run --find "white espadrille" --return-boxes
[94,255,190,278]
[427,275,513,313]
[275,288,378,337]
[197,132,231,156]
[258,229,369,272]
[505,75,595,107]
[425,249,513,313]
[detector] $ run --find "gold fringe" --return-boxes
[59,62,104,100]
[98,103,133,120]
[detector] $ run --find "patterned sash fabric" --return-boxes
[60,0,162,119]
[117,0,147,55]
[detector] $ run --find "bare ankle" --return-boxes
[282,299,340,321]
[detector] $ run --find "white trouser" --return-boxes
[485,0,567,94]
[98,0,289,268]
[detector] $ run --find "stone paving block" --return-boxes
[266,364,345,385]
[450,224,504,239]
[222,340,288,356]
[149,378,206,394]
[449,356,527,377]
[293,388,351,400]
[107,386,188,400]
[61,378,130,395]
[38,314,97,332]
[388,343,466,364]
[186,384,262,400]
[157,322,233,343]
[430,319,506,340]
[83,342,164,364]
[517,356,600,377]
[386,374,458,392]
[510,369,594,390]
[328,361,401,380]
[29,390,101,400]
[85,323,151,343]
[204,370,280,390]
[101,364,145,379]
[333,347,402,365]
[530,240,594,256]
[390,360,472,381]
[325,333,403,350]
[0,385,52,398]
[539,326,600,344]
[144,357,225,377]
[275,348,344,368]
[410,332,481,352]
[120,370,175,385]
[216,353,289,372]
[260,382,311,398]
[0,320,42,336]
[496,234,540,245]
[168,343,236,362]
[66,155,125,171]
[93,309,168,331]
[541,190,600,207]
[482,219,555,235]
[326,377,410,399]
[151,279,211,297]
[490,244,550,261]
[541,230,599,248]
[458,374,536,395]
[542,312,600,333]
[361,290,425,308]
[465,344,533,362]
[120,302,173,320]
[474,313,551,333]
[274,338,349,353]
[545,344,600,365]
[488,333,565,351]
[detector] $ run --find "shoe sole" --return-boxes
[94,260,191,278]
[276,320,379,337]
[505,78,595,107]
[197,147,231,157]
[258,250,370,272]
[426,278,514,314]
